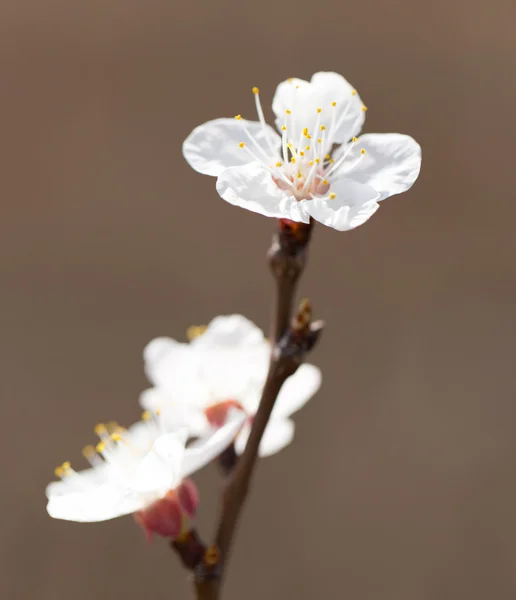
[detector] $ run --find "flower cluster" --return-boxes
[46,315,321,539]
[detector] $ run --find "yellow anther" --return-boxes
[287,78,293,83]
[329,193,336,199]
[290,157,296,163]
[275,161,282,167]
[323,179,328,185]
[309,161,314,166]
[155,408,161,416]
[352,137,358,143]
[296,172,302,179]
[295,85,299,89]
[94,423,107,436]
[234,114,242,120]
[352,90,357,96]
[331,101,337,107]
[82,445,96,458]
[361,148,366,155]
[287,142,293,149]
[299,151,305,157]
[305,145,310,151]
[281,125,287,131]
[186,325,207,340]
[239,142,245,148]
[325,154,331,160]
[142,410,152,421]
[303,127,308,135]
[361,105,367,112]
[317,138,322,144]
[329,158,335,164]
[106,421,119,433]
[54,466,65,478]
[285,109,291,115]
[252,87,259,94]
[96,441,105,453]
[315,158,320,164]
[111,432,122,442]
[320,125,326,131]
[316,108,322,114]
[61,461,71,471]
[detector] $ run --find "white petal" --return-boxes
[46,484,144,522]
[143,338,210,404]
[234,418,295,457]
[303,178,380,231]
[183,118,281,177]
[216,161,310,223]
[192,314,265,351]
[272,72,365,146]
[131,429,188,493]
[334,133,422,201]
[181,409,246,478]
[272,363,321,419]
[46,465,110,498]
[139,388,208,437]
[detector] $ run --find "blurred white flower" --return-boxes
[142,314,321,457]
[46,409,245,540]
[182,71,421,231]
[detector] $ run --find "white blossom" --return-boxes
[142,315,321,457]
[46,408,245,529]
[183,72,421,231]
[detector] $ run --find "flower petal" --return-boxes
[143,338,211,405]
[139,388,209,438]
[272,363,321,419]
[131,429,188,494]
[235,418,295,457]
[183,118,281,177]
[181,409,246,478]
[272,72,365,146]
[216,161,310,223]
[334,133,422,201]
[192,314,265,351]
[303,178,380,231]
[46,484,144,522]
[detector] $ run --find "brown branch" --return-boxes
[175,219,318,600]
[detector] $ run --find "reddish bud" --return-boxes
[177,479,199,519]
[134,490,182,543]
[204,399,243,429]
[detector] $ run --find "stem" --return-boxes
[189,220,314,599]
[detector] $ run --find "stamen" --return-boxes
[361,105,367,112]
[251,85,277,158]
[234,115,242,120]
[324,138,360,179]
[352,90,357,96]
[331,101,337,106]
[239,142,245,148]
[329,193,336,199]
[275,161,282,167]
[285,109,291,115]
[94,423,107,436]
[142,410,152,421]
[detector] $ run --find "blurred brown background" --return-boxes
[2,0,516,598]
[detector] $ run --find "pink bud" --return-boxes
[134,491,182,543]
[177,479,199,519]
